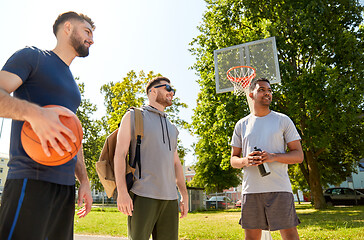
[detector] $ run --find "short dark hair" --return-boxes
[146,77,171,94]
[249,78,271,92]
[53,11,95,36]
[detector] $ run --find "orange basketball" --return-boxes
[21,105,83,166]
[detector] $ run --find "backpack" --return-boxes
[96,107,143,198]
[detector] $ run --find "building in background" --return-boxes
[330,159,364,191]
[185,165,195,183]
[0,152,9,195]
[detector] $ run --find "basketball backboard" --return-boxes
[214,37,281,94]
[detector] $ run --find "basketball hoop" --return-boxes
[226,66,256,96]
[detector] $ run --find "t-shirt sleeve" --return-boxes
[283,116,301,143]
[231,120,243,148]
[1,47,39,82]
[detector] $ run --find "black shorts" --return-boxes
[0,178,75,240]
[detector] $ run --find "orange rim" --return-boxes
[226,66,256,84]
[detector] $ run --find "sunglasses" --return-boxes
[153,84,176,95]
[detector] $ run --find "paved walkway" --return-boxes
[74,234,127,240]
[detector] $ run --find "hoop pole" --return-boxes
[0,118,4,138]
[244,88,254,114]
[226,66,256,114]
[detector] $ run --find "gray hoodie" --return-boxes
[129,105,179,200]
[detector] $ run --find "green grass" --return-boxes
[74,204,364,239]
[75,207,128,237]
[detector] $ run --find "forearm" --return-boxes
[231,146,248,169]
[114,151,128,195]
[269,150,303,164]
[0,88,41,121]
[114,140,134,215]
[175,161,188,199]
[75,145,90,184]
[230,156,248,169]
[74,145,92,217]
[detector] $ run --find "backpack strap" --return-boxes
[134,108,144,139]
[133,108,143,179]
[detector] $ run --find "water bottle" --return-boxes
[254,147,271,177]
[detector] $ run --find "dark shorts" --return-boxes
[128,193,179,240]
[239,192,300,231]
[0,178,75,240]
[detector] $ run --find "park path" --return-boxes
[74,234,127,240]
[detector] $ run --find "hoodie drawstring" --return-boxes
[164,117,171,151]
[159,115,171,151]
[159,116,165,144]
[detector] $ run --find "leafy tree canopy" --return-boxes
[76,80,105,190]
[190,0,364,207]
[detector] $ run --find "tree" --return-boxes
[188,91,245,192]
[190,0,364,208]
[288,164,309,204]
[76,80,105,190]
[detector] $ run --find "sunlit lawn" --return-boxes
[74,204,364,239]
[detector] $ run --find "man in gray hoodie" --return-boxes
[114,76,188,240]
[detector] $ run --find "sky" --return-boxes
[0,0,207,165]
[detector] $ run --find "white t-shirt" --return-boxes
[231,111,301,194]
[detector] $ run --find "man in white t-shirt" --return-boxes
[231,78,304,240]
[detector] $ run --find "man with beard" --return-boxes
[0,11,95,239]
[230,78,303,240]
[114,76,189,240]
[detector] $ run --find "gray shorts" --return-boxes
[239,192,300,231]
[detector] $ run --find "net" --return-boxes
[226,66,256,96]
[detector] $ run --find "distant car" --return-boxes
[235,199,242,208]
[324,187,364,206]
[206,196,232,209]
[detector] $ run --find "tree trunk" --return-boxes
[299,160,310,188]
[306,150,326,209]
[296,192,301,204]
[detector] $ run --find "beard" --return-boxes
[156,92,172,107]
[70,31,89,57]
[258,97,271,107]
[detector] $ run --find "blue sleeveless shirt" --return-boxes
[1,46,81,185]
